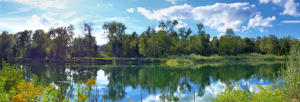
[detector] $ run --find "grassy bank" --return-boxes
[164,53,287,66]
[67,53,288,66]
[7,53,288,66]
[213,45,300,102]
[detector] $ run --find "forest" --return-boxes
[0,20,299,60]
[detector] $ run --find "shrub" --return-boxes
[214,84,286,102]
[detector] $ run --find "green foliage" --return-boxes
[0,62,99,102]
[42,83,60,102]
[214,42,300,102]
[0,20,297,60]
[280,42,300,100]
[165,58,193,66]
[72,23,98,58]
[0,31,16,60]
[0,61,24,91]
[0,77,11,101]
[103,21,127,57]
[214,85,285,102]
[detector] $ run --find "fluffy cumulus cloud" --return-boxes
[0,14,85,33]
[137,4,193,21]
[28,14,65,30]
[0,0,70,9]
[247,13,276,29]
[282,0,300,16]
[137,3,259,32]
[259,0,300,16]
[192,3,257,32]
[126,8,134,13]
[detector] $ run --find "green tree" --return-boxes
[48,25,74,59]
[259,35,279,55]
[243,37,255,53]
[0,31,16,60]
[254,36,262,53]
[82,23,98,57]
[210,36,219,55]
[278,37,291,55]
[16,30,32,58]
[29,29,51,59]
[103,22,127,57]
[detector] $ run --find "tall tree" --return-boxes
[48,25,74,59]
[210,36,219,55]
[0,31,16,60]
[278,37,291,55]
[16,30,32,58]
[83,23,98,57]
[29,29,49,59]
[243,37,255,53]
[259,35,279,55]
[103,22,127,57]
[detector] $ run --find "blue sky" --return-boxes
[0,0,300,45]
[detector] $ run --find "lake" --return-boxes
[18,61,285,102]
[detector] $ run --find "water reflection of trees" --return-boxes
[20,62,284,101]
[101,62,283,101]
[21,63,99,100]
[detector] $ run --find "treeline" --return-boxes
[0,23,98,60]
[0,20,299,60]
[103,20,299,57]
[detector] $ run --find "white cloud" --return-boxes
[192,3,257,32]
[155,27,162,31]
[137,3,257,32]
[1,0,70,9]
[259,28,265,32]
[29,14,62,29]
[259,0,270,4]
[137,4,193,21]
[94,17,127,23]
[93,30,108,45]
[219,33,225,38]
[176,20,187,28]
[165,0,180,4]
[281,20,300,23]
[6,7,33,15]
[259,0,282,4]
[0,15,61,32]
[0,14,85,33]
[259,0,300,16]
[282,0,300,16]
[126,8,134,13]
[247,13,276,29]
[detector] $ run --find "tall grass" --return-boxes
[214,43,300,102]
[280,43,300,101]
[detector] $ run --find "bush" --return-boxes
[214,84,286,102]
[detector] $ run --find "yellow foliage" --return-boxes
[78,92,88,101]
[83,86,89,90]
[12,82,44,102]
[85,78,96,87]
[48,83,55,89]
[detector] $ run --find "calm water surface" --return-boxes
[19,61,285,102]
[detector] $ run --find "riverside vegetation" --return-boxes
[0,61,97,102]
[214,42,300,102]
[0,20,298,62]
[0,20,299,102]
